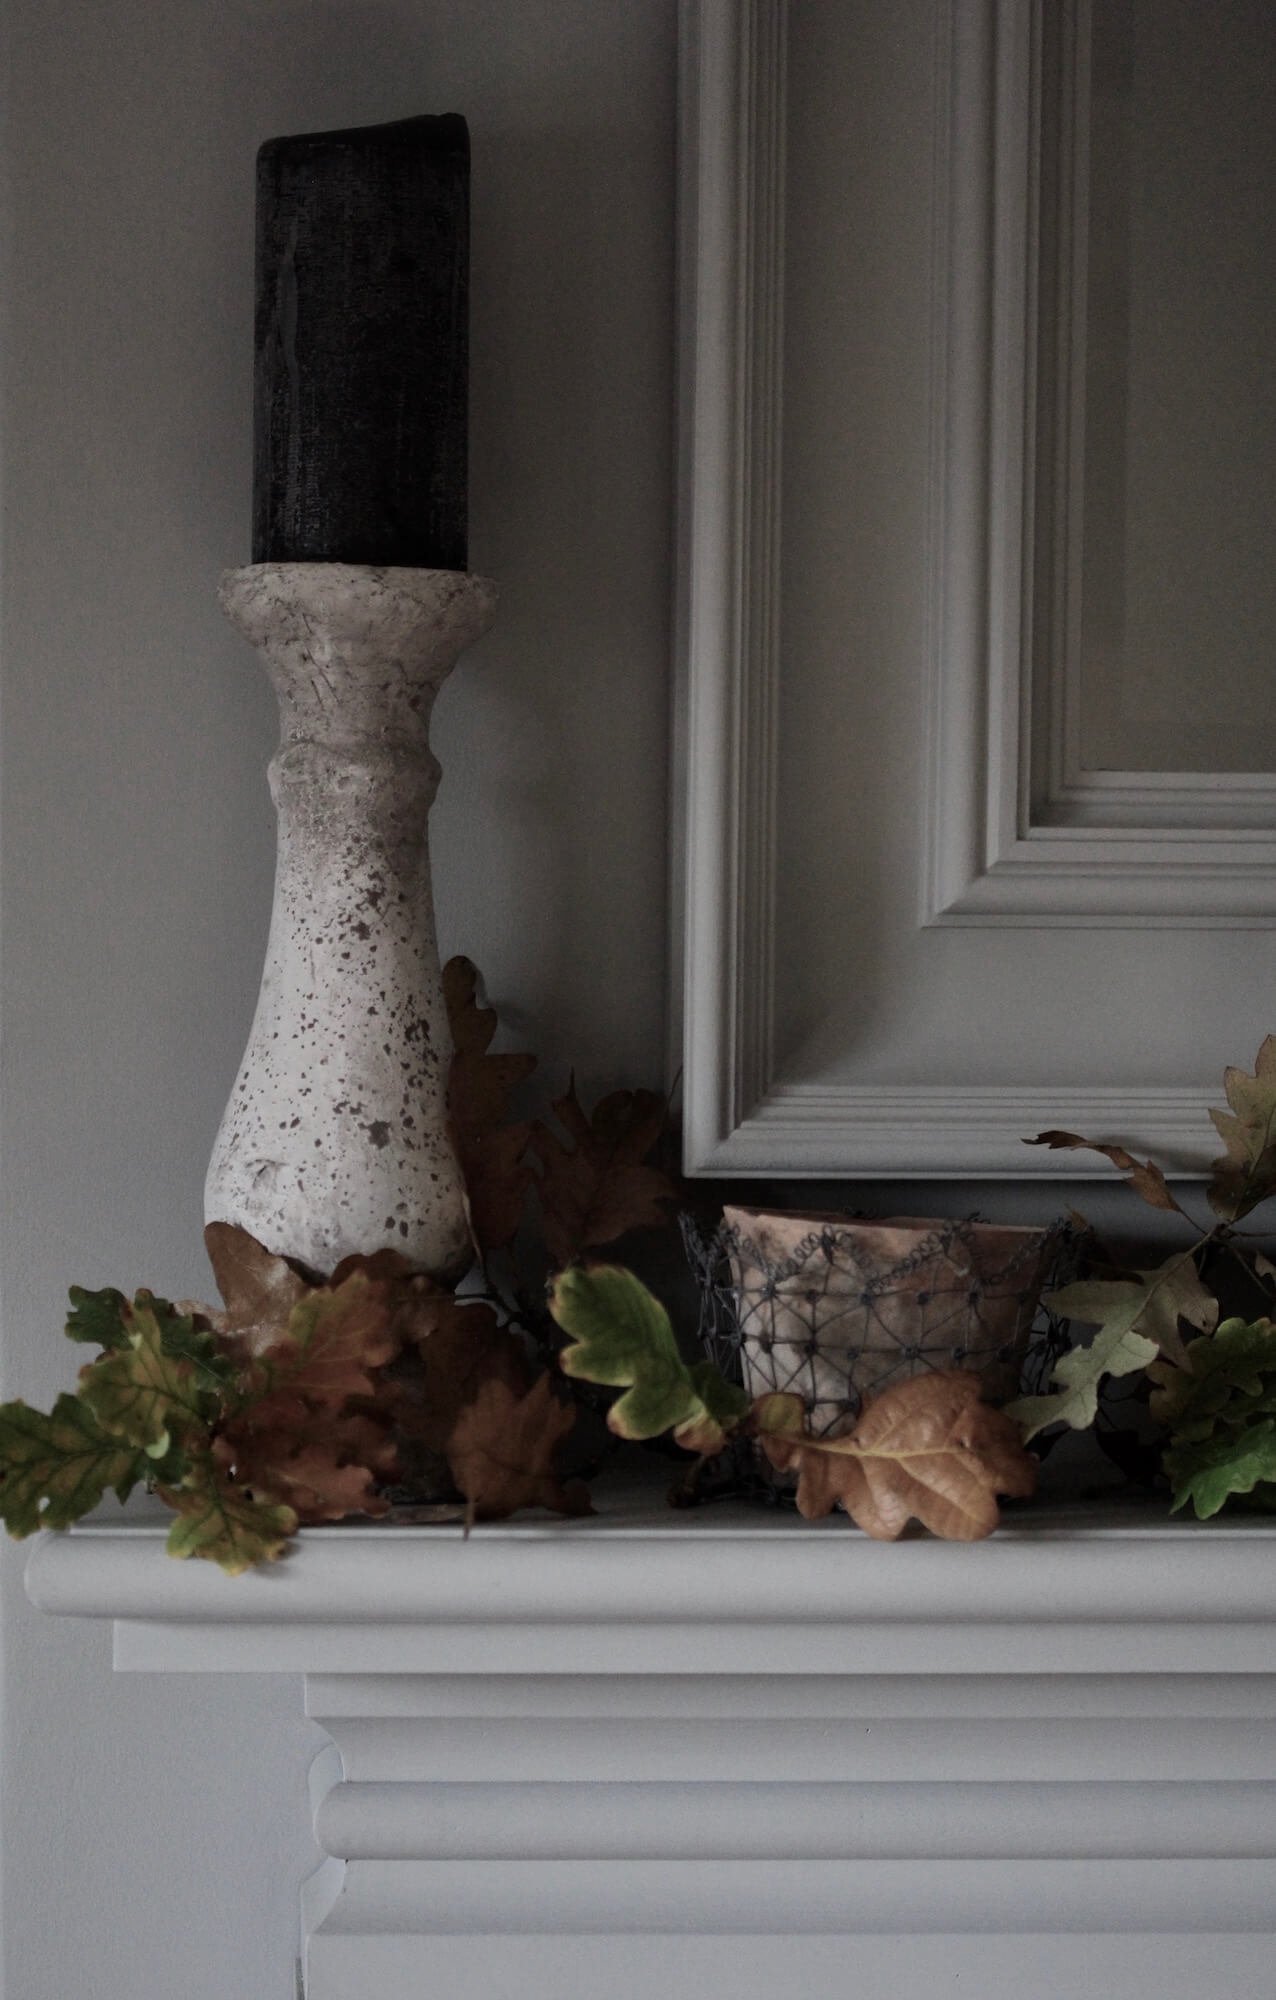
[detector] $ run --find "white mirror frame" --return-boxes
[673,0,1251,1178]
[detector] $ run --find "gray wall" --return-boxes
[0,3,675,1993]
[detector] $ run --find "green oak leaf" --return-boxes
[64,1286,132,1351]
[553,1264,749,1451]
[1149,1318,1276,1442]
[0,1393,145,1536]
[1164,1419,1276,1519]
[161,1456,297,1574]
[79,1292,231,1456]
[1005,1275,1164,1439]
[1207,1035,1276,1220]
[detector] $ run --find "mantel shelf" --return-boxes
[25,1468,1276,1677]
[26,1465,1276,1994]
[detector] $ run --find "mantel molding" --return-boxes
[25,1487,1276,1677]
[26,1483,1276,1995]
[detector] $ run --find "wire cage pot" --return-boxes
[681,1209,1066,1496]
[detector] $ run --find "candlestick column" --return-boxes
[205,561,495,1279]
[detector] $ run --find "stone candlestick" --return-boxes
[205,562,495,1279]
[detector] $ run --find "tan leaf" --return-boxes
[532,1082,677,1266]
[1208,1036,1276,1220]
[328,1247,424,1288]
[200,1222,311,1357]
[1025,1133,1185,1215]
[443,957,536,1251]
[758,1371,1037,1541]
[446,1374,593,1524]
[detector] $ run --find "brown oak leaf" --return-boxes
[757,1372,1037,1541]
[446,1374,593,1525]
[235,1269,398,1456]
[391,1290,532,1456]
[531,1081,677,1266]
[444,956,537,1252]
[212,1420,394,1524]
[1024,1133,1185,1215]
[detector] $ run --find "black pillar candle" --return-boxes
[252,113,468,569]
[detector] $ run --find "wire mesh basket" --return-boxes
[681,1206,1076,1499]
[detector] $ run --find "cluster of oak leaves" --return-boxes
[2,962,1276,1572]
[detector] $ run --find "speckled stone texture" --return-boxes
[205,562,496,1279]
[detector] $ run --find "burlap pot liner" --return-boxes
[722,1207,1059,1438]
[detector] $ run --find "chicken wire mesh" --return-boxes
[679,1209,1080,1503]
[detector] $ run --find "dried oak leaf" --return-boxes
[532,1082,677,1266]
[445,1373,593,1525]
[756,1372,1037,1541]
[209,1270,402,1523]
[1025,1131,1185,1214]
[392,1290,532,1456]
[1207,1035,1276,1221]
[444,956,537,1253]
[199,1222,312,1360]
[211,1422,393,1525]
[246,1270,397,1418]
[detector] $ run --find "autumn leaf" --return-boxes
[1207,1036,1276,1220]
[0,1394,148,1536]
[211,1423,393,1525]
[63,1286,133,1351]
[160,1455,297,1573]
[79,1293,234,1456]
[1004,1253,1215,1439]
[1163,1421,1276,1520]
[1025,1131,1185,1215]
[756,1372,1037,1541]
[446,1374,592,1524]
[392,1289,531,1455]
[248,1270,396,1418]
[1148,1317,1276,1441]
[200,1222,311,1357]
[552,1263,749,1451]
[443,956,537,1253]
[532,1082,677,1265]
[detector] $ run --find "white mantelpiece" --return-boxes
[26,1476,1276,2000]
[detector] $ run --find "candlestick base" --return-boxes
[205,562,496,1280]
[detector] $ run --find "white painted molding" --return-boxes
[673,0,1251,1175]
[24,1482,1276,1676]
[692,1081,1221,1177]
[675,0,786,1163]
[922,0,1276,926]
[25,1487,1276,1993]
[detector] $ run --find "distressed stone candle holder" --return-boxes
[205,562,496,1279]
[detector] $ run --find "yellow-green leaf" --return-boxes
[161,1456,297,1573]
[552,1264,749,1450]
[0,1394,145,1536]
[79,1293,229,1454]
[1004,1264,1192,1440]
